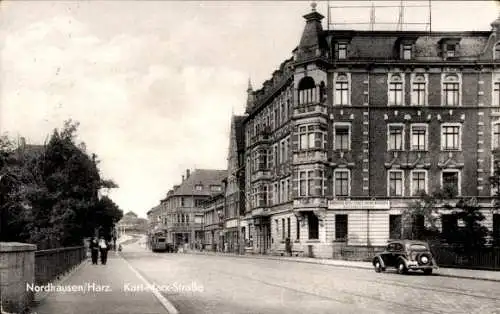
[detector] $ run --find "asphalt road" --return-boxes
[122,241,500,314]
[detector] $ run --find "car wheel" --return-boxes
[423,269,433,275]
[397,261,407,274]
[374,260,383,273]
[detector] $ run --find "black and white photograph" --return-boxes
[1,1,500,313]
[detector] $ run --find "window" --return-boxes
[446,44,456,58]
[387,124,404,151]
[318,171,325,197]
[285,179,290,201]
[411,74,427,106]
[308,212,319,239]
[494,80,500,111]
[402,44,412,60]
[442,170,460,196]
[298,76,318,105]
[411,170,427,196]
[388,170,404,197]
[388,74,404,106]
[299,172,307,197]
[296,216,300,240]
[442,74,460,106]
[257,149,268,171]
[410,124,427,151]
[273,182,278,205]
[181,197,185,207]
[494,122,500,150]
[280,141,286,163]
[334,74,349,106]
[282,218,285,239]
[334,170,350,197]
[275,219,279,233]
[334,124,350,151]
[307,170,314,197]
[195,184,203,191]
[298,125,327,150]
[287,217,291,239]
[389,215,402,240]
[441,124,461,150]
[273,144,278,166]
[337,43,347,59]
[298,170,315,197]
[335,214,348,241]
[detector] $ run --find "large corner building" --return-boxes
[239,5,500,258]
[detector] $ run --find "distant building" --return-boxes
[117,211,148,234]
[159,169,226,248]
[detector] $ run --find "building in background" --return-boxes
[202,192,224,252]
[159,169,226,249]
[239,4,500,258]
[222,115,247,253]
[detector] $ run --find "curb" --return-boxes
[184,251,500,282]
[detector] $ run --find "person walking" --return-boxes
[90,237,99,265]
[98,237,109,265]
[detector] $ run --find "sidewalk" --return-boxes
[185,250,500,282]
[32,252,176,314]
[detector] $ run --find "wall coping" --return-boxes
[0,242,37,252]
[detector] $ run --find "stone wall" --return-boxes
[0,242,36,313]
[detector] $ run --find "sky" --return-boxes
[0,1,498,218]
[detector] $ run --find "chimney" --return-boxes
[182,175,185,182]
[186,169,190,179]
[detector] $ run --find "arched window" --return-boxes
[442,74,460,106]
[388,74,404,106]
[297,76,317,105]
[411,74,427,106]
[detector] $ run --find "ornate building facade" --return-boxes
[240,5,500,258]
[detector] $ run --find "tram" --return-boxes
[150,230,173,252]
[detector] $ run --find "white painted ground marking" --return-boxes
[119,254,179,314]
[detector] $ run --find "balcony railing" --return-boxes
[35,246,86,286]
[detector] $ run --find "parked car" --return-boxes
[372,240,439,275]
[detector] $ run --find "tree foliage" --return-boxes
[0,120,123,249]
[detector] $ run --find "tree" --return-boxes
[445,198,489,253]
[0,120,122,249]
[402,191,441,241]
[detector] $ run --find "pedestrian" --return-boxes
[90,237,99,265]
[98,237,109,265]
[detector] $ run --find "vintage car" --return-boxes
[372,240,439,275]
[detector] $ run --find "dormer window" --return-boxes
[195,184,203,191]
[337,43,347,60]
[446,44,456,58]
[440,38,461,60]
[402,44,412,60]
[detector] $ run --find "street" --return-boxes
[122,241,500,314]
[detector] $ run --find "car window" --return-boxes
[386,243,403,252]
[410,244,427,251]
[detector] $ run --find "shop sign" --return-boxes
[225,219,238,229]
[328,200,390,210]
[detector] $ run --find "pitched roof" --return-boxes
[167,169,227,198]
[233,115,246,153]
